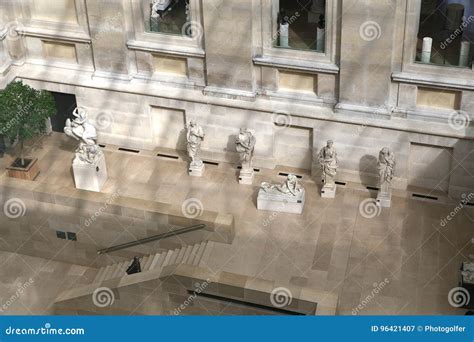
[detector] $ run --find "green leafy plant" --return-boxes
[0,81,56,167]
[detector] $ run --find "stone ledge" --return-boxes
[253,55,340,75]
[127,39,205,59]
[392,71,474,91]
[55,264,338,315]
[0,175,235,246]
[17,26,92,44]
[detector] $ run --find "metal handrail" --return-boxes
[97,224,206,255]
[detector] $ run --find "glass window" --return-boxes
[275,0,326,52]
[416,0,473,68]
[144,0,191,36]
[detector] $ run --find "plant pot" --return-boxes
[6,157,40,180]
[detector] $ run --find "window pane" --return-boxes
[144,0,191,36]
[275,0,326,52]
[416,0,473,68]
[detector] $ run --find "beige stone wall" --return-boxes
[32,0,78,23]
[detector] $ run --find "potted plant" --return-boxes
[0,81,56,180]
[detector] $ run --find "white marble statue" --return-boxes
[261,174,303,197]
[258,174,305,214]
[318,140,338,197]
[186,120,205,176]
[64,107,102,164]
[376,147,396,207]
[64,107,107,192]
[378,147,396,193]
[236,128,256,184]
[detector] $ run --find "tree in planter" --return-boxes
[0,81,56,168]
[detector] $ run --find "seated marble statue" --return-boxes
[261,174,302,197]
[64,107,102,164]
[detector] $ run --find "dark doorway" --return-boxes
[51,92,77,133]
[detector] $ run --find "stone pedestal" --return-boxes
[257,187,305,215]
[72,153,107,192]
[321,184,336,198]
[189,160,205,177]
[376,191,391,208]
[238,167,254,185]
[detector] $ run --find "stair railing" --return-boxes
[97,224,206,255]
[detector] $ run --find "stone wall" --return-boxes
[0,0,473,199]
[0,177,234,268]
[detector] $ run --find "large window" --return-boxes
[144,0,190,36]
[275,0,326,52]
[416,0,473,68]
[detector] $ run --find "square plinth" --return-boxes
[72,153,107,192]
[239,168,254,185]
[377,191,392,208]
[257,188,305,214]
[189,161,205,177]
[321,184,336,198]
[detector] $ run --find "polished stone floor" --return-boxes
[0,133,472,315]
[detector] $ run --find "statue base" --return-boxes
[72,153,107,192]
[238,167,254,185]
[189,160,205,177]
[376,191,391,208]
[257,187,305,214]
[321,184,336,198]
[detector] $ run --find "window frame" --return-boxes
[401,0,474,78]
[130,0,203,51]
[260,0,338,67]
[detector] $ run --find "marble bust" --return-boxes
[235,128,256,184]
[376,147,396,207]
[318,140,338,197]
[258,174,305,214]
[186,120,205,176]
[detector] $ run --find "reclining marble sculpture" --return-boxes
[186,120,205,177]
[376,147,396,207]
[64,107,107,192]
[319,140,338,198]
[257,174,305,214]
[235,128,256,184]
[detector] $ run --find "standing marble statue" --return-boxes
[318,140,338,198]
[235,128,256,184]
[257,174,305,214]
[376,147,395,207]
[64,107,107,192]
[186,120,205,177]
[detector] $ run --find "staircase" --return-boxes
[93,241,213,283]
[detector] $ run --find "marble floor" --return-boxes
[0,133,472,315]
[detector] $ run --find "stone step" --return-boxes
[93,266,108,283]
[168,249,179,265]
[149,253,162,270]
[193,242,207,266]
[113,261,128,279]
[161,250,174,267]
[101,265,115,281]
[154,253,166,269]
[140,256,150,270]
[174,246,187,264]
[199,241,214,268]
[182,245,193,264]
[186,244,200,265]
[143,255,155,271]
